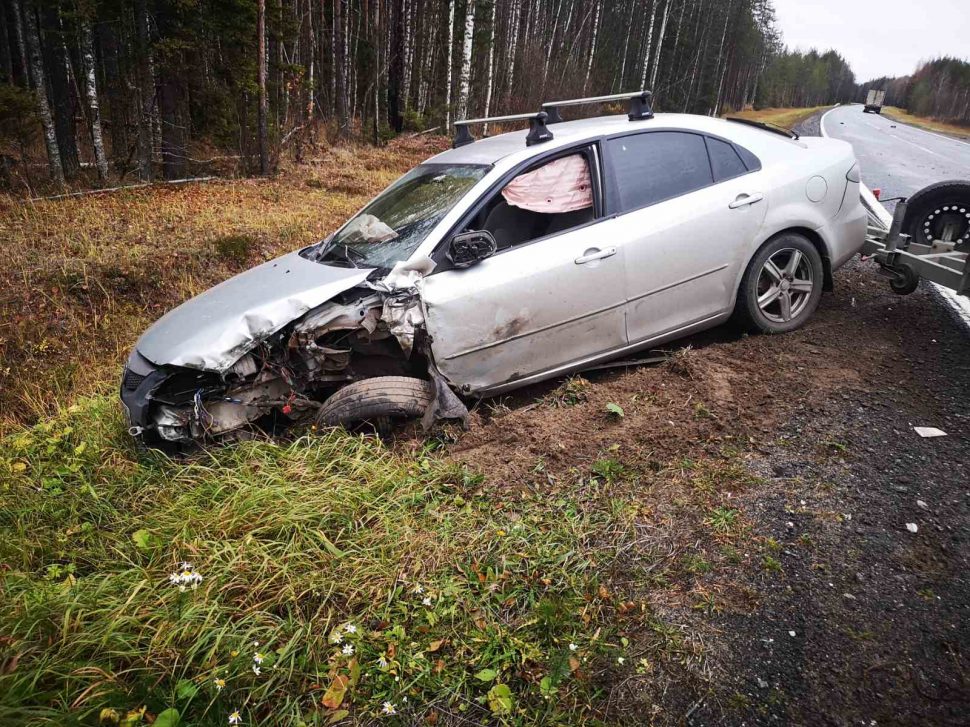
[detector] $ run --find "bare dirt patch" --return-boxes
[438,257,970,724]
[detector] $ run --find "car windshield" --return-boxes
[313,163,489,269]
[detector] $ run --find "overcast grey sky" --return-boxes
[771,0,970,82]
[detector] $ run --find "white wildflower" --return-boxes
[228,710,242,725]
[381,702,397,716]
[342,644,354,656]
[252,665,261,676]
[378,655,389,668]
[169,563,203,591]
[422,596,432,607]
[568,643,578,651]
[253,653,264,665]
[329,631,344,644]
[413,584,424,594]
[617,656,626,665]
[344,624,357,634]
[213,677,226,691]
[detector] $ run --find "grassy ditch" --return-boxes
[0,397,621,724]
[0,388,771,725]
[879,106,970,140]
[0,138,445,432]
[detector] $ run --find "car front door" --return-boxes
[603,131,767,344]
[420,148,628,394]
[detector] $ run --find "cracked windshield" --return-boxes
[321,163,488,268]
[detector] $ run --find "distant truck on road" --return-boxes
[863,89,886,114]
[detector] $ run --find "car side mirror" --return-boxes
[446,230,497,269]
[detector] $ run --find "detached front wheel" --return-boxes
[316,376,434,435]
[734,233,824,334]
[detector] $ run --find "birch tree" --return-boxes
[257,0,269,173]
[19,0,63,185]
[639,0,659,89]
[649,0,671,90]
[482,1,497,133]
[444,0,454,129]
[615,0,636,92]
[455,0,475,122]
[134,0,154,181]
[80,21,108,181]
[582,0,601,94]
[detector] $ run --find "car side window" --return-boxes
[474,150,597,251]
[606,131,714,213]
[706,136,748,182]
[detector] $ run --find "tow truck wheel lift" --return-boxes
[861,182,970,298]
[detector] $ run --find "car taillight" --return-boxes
[872,188,881,200]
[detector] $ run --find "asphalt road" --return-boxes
[821,103,970,202]
[822,103,970,325]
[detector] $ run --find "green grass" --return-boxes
[880,106,970,140]
[1,397,628,725]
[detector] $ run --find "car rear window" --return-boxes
[706,136,748,181]
[607,131,714,212]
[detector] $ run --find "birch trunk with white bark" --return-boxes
[639,0,658,89]
[649,0,670,90]
[455,0,474,122]
[482,1,497,133]
[616,0,636,92]
[444,0,455,129]
[583,0,601,94]
[80,21,109,181]
[19,0,63,185]
[258,0,269,173]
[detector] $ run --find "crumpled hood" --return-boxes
[136,250,372,372]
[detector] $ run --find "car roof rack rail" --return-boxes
[542,90,654,124]
[452,111,554,148]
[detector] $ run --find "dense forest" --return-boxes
[0,0,857,191]
[858,57,970,125]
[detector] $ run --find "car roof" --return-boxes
[426,112,806,167]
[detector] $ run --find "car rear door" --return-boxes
[420,146,628,394]
[603,131,767,344]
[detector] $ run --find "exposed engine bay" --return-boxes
[121,258,468,449]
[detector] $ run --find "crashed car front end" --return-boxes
[121,162,495,448]
[120,260,447,448]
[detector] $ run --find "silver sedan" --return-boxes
[122,106,866,447]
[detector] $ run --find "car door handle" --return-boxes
[729,192,764,209]
[575,247,617,265]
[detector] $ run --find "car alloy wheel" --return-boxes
[756,248,815,324]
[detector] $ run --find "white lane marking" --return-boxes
[823,105,970,335]
[820,106,837,138]
[886,116,970,149]
[887,132,950,160]
[935,284,970,326]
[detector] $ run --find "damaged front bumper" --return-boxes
[121,256,467,448]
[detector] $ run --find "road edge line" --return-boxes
[820,105,839,138]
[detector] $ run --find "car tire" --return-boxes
[316,376,434,430]
[901,180,970,248]
[734,233,824,334]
